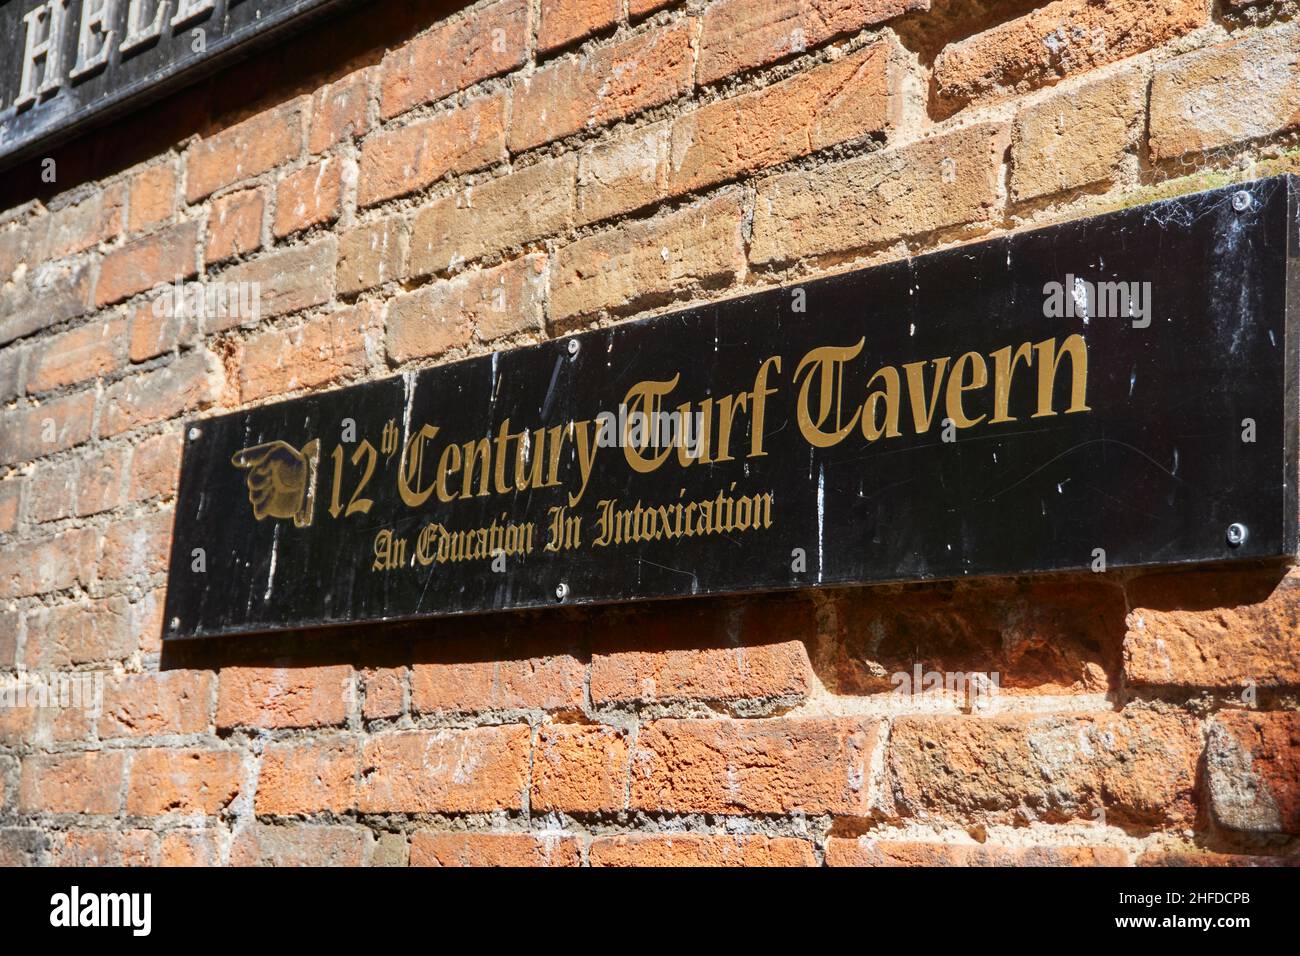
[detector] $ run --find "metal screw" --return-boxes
[1226,523,1249,547]
[169,617,181,631]
[554,581,569,601]
[566,338,580,358]
[187,427,201,441]
[1232,191,1252,213]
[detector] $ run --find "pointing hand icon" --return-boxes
[230,439,320,527]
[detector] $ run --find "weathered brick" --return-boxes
[591,833,817,866]
[205,188,264,265]
[0,529,97,601]
[129,162,178,233]
[1206,710,1300,836]
[698,0,927,85]
[409,155,575,275]
[0,480,17,535]
[630,717,880,815]
[158,829,220,866]
[309,67,373,154]
[888,710,1200,827]
[667,39,908,200]
[591,598,814,708]
[126,748,244,815]
[337,216,407,295]
[750,122,1008,266]
[257,736,358,815]
[1138,847,1296,867]
[1011,65,1147,203]
[99,670,215,738]
[0,389,96,466]
[550,190,745,325]
[0,260,93,347]
[0,828,47,867]
[510,21,695,152]
[1125,568,1300,689]
[26,458,76,523]
[129,430,184,503]
[274,157,345,237]
[39,185,126,259]
[238,302,376,403]
[20,751,126,814]
[409,633,584,715]
[577,120,673,225]
[386,255,546,363]
[75,444,129,516]
[1149,23,1300,162]
[26,315,128,393]
[538,0,620,52]
[98,509,174,583]
[356,726,530,813]
[212,238,336,326]
[359,93,507,207]
[826,838,1129,866]
[22,595,138,667]
[217,664,353,730]
[933,0,1204,115]
[187,100,306,201]
[100,352,223,437]
[51,830,161,866]
[362,667,405,720]
[96,220,200,306]
[379,0,530,119]
[409,831,581,867]
[532,723,629,812]
[230,822,370,866]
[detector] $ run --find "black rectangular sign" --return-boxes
[164,177,1300,640]
[0,0,357,168]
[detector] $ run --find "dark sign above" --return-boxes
[0,0,357,168]
[164,177,1300,640]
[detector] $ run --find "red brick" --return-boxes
[237,302,376,403]
[410,831,581,867]
[309,67,373,154]
[0,389,96,466]
[75,445,129,516]
[129,430,184,503]
[19,751,126,814]
[22,595,138,667]
[101,353,222,438]
[96,220,200,306]
[576,119,673,225]
[410,634,584,715]
[1138,847,1297,867]
[0,529,98,601]
[39,185,126,259]
[538,0,620,53]
[217,664,354,730]
[126,747,244,815]
[356,726,530,813]
[409,155,575,275]
[274,157,345,237]
[26,315,128,393]
[159,829,220,866]
[186,100,306,202]
[591,598,814,708]
[379,0,530,119]
[698,0,927,85]
[0,829,46,866]
[0,479,19,534]
[51,829,160,866]
[129,163,178,233]
[826,838,1129,866]
[386,255,546,364]
[99,670,215,738]
[888,710,1200,827]
[1206,711,1300,836]
[1149,23,1300,162]
[591,833,817,866]
[532,723,629,812]
[128,296,194,362]
[212,238,336,326]
[362,667,405,720]
[97,509,174,584]
[751,122,1008,266]
[933,0,1205,116]
[25,458,76,523]
[1125,568,1300,689]
[510,21,695,152]
[336,216,407,294]
[205,188,264,265]
[230,822,370,866]
[630,717,880,815]
[550,190,745,325]
[358,93,507,207]
[257,736,359,815]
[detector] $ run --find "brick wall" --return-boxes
[1,0,1298,867]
